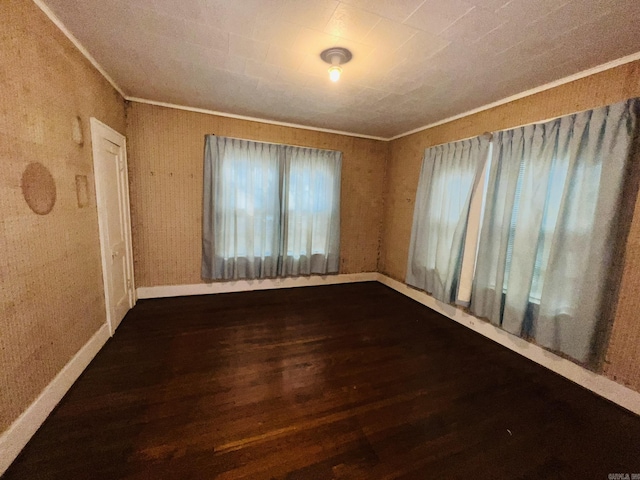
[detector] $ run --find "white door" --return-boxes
[90,118,135,335]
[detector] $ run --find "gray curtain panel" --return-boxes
[202,135,341,281]
[471,98,638,364]
[281,145,342,276]
[406,135,490,303]
[202,136,282,280]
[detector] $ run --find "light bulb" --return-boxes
[328,65,342,82]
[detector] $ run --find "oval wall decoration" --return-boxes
[21,162,57,215]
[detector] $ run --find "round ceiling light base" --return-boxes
[320,47,353,65]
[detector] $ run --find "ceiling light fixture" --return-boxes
[320,47,352,83]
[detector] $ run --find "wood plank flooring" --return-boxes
[4,282,640,479]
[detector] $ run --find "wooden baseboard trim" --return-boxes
[0,323,110,476]
[136,272,379,299]
[5,272,639,476]
[376,273,640,416]
[138,272,640,415]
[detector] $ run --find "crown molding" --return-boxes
[33,0,640,143]
[387,51,640,141]
[33,0,126,98]
[124,97,388,141]
[128,50,640,142]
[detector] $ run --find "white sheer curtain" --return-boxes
[202,135,341,280]
[282,146,341,276]
[406,135,490,303]
[471,98,638,364]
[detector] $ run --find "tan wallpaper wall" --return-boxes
[0,1,125,431]
[380,60,640,391]
[3,0,638,436]
[126,102,388,287]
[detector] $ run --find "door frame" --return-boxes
[90,117,136,336]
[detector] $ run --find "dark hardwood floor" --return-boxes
[4,282,640,479]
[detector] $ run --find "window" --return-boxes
[470,98,637,364]
[499,139,603,303]
[407,98,637,365]
[202,136,342,280]
[219,151,280,258]
[406,135,491,304]
[286,150,338,257]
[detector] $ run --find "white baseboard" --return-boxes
[376,273,640,416]
[0,323,110,476]
[139,272,640,415]
[4,273,639,477]
[136,272,379,299]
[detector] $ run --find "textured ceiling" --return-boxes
[42,0,640,138]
